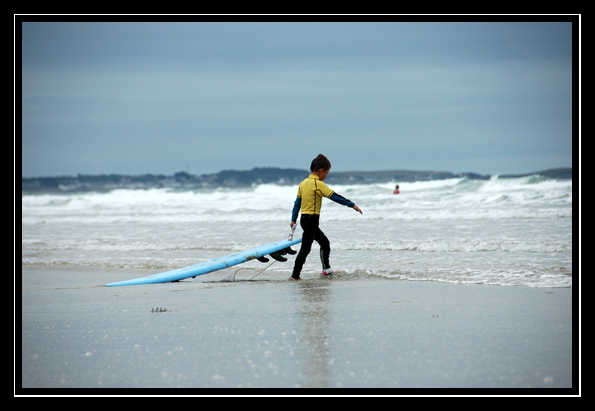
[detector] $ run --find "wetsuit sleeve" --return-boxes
[291,197,302,222]
[330,192,355,208]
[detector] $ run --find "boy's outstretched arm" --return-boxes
[330,193,363,214]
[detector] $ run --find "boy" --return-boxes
[290,154,363,281]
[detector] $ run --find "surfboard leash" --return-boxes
[225,260,279,282]
[247,260,278,280]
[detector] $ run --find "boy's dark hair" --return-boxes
[310,154,331,172]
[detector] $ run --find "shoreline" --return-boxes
[19,266,574,392]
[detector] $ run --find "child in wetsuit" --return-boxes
[290,154,363,280]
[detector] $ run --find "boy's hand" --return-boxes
[353,205,363,214]
[290,221,297,228]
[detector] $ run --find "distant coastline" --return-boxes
[21,167,572,194]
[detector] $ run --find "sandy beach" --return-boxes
[19,266,574,393]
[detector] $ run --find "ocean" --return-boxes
[21,175,573,288]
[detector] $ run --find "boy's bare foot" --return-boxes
[289,277,302,281]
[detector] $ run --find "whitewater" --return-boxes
[21,175,573,288]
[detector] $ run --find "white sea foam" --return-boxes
[21,177,573,287]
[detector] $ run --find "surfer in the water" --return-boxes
[289,154,363,281]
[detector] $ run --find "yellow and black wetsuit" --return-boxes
[290,174,355,279]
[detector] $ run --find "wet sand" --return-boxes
[19,267,574,393]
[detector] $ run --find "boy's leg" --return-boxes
[291,215,316,279]
[291,238,312,279]
[315,230,331,271]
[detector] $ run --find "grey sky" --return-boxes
[20,20,575,177]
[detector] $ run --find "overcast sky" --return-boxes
[20,20,575,177]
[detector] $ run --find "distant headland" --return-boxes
[21,167,572,194]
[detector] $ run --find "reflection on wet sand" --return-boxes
[295,280,333,388]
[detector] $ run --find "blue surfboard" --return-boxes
[105,238,302,287]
